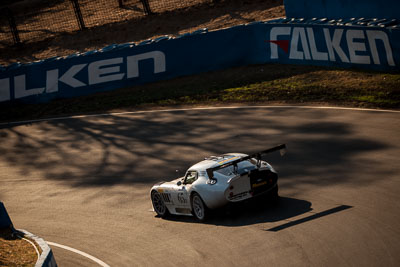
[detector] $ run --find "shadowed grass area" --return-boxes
[0,63,399,123]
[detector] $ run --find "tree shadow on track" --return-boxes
[0,107,396,192]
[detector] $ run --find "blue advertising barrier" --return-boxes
[0,202,13,228]
[265,19,400,70]
[284,0,400,20]
[0,20,399,104]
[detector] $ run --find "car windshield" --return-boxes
[215,160,257,177]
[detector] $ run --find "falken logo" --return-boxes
[0,51,166,102]
[267,27,395,66]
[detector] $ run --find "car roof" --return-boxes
[188,153,248,172]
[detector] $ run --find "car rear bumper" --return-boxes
[225,169,278,202]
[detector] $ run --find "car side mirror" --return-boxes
[177,181,182,186]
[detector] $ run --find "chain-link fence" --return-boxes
[0,0,219,48]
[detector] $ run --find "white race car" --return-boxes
[150,144,286,221]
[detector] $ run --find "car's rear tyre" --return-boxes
[268,184,279,204]
[151,190,169,218]
[191,193,208,222]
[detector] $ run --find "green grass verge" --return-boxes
[1,63,399,123]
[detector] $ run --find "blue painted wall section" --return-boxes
[0,20,399,104]
[284,0,400,20]
[0,202,13,228]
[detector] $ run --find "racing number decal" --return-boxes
[177,193,188,204]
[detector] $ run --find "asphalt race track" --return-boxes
[1,106,399,266]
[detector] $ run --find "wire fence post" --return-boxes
[3,7,21,45]
[140,0,153,15]
[70,0,86,30]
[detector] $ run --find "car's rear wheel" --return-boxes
[191,193,208,222]
[268,184,279,204]
[151,190,169,218]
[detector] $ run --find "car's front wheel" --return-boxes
[191,192,208,222]
[151,190,169,218]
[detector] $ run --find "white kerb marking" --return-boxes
[46,241,110,267]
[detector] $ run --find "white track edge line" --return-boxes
[1,105,399,126]
[19,236,40,261]
[46,241,110,267]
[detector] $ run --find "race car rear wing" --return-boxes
[206,144,286,180]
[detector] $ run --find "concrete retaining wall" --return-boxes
[19,229,58,267]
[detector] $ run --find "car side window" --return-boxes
[184,171,198,185]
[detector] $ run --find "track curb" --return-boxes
[18,229,57,267]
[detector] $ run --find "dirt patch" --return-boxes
[0,0,284,65]
[0,228,40,267]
